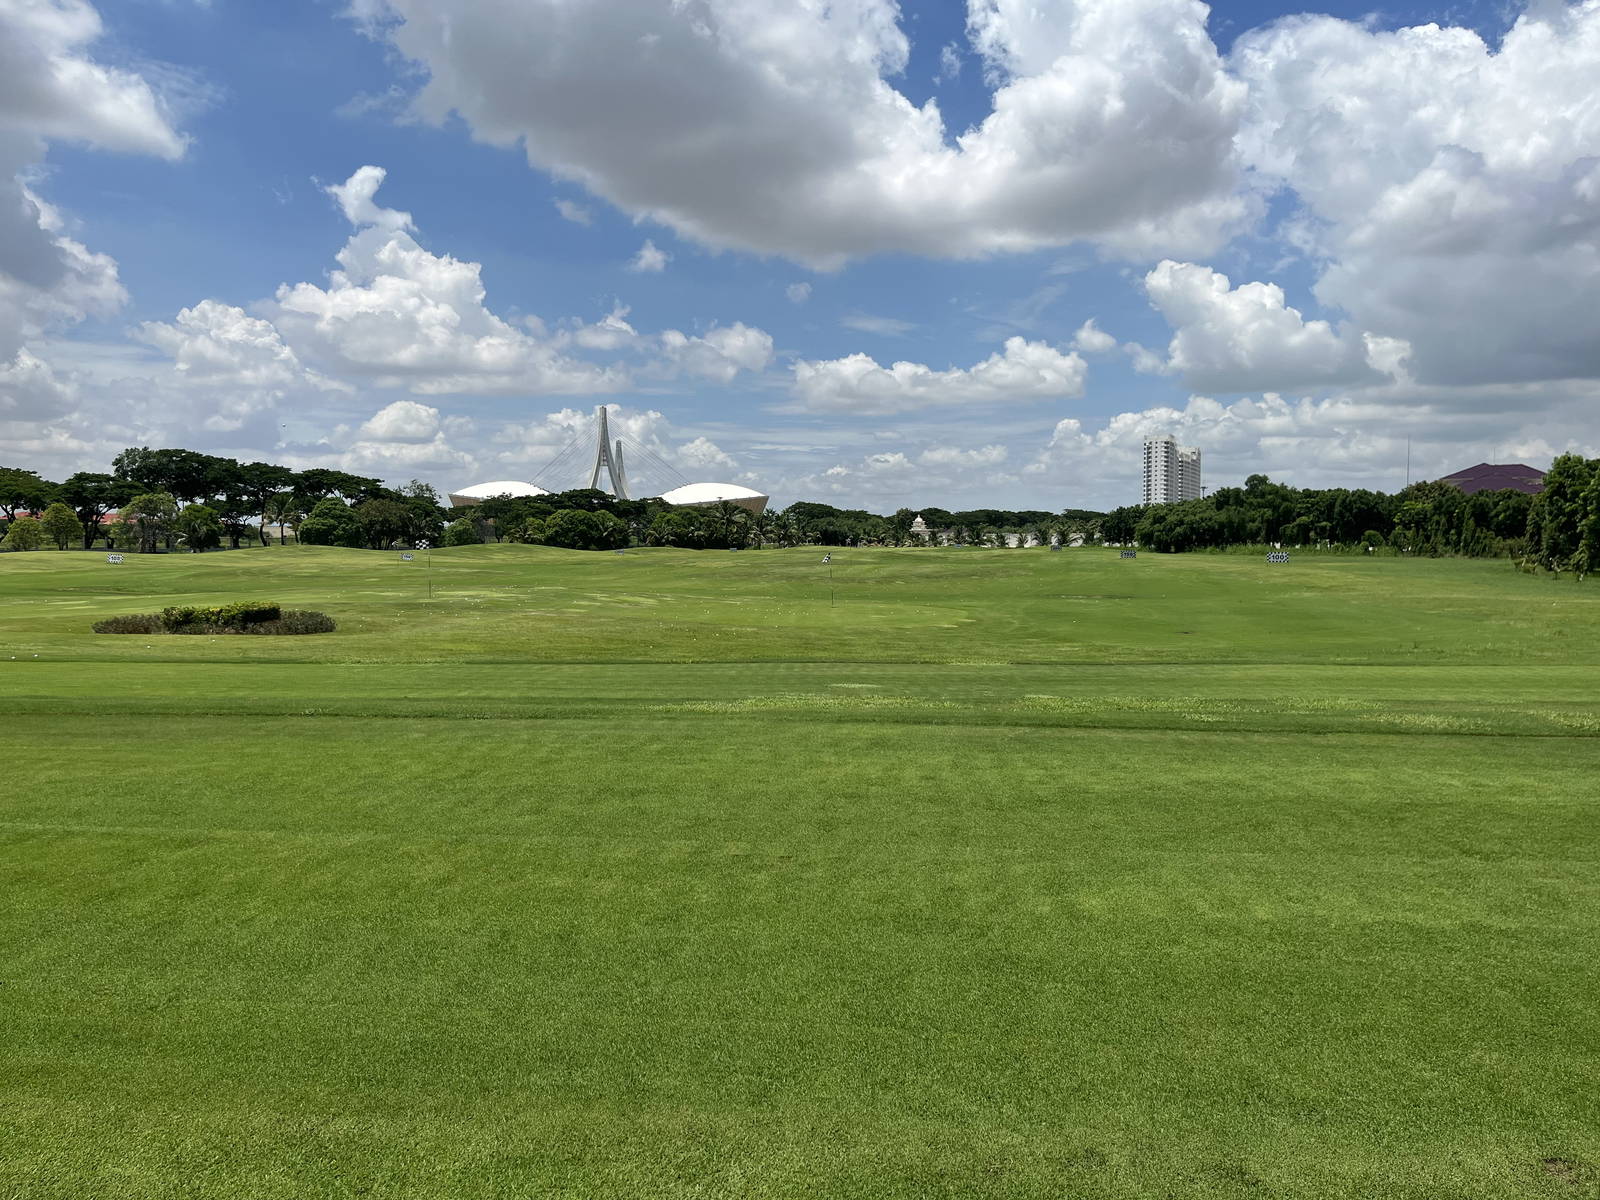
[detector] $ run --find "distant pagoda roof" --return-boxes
[1435,463,1545,495]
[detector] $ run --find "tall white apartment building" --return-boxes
[1178,445,1202,500]
[1142,435,1203,504]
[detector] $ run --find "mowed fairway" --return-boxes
[3,545,1599,1199]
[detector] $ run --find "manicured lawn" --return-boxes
[2,545,1597,1198]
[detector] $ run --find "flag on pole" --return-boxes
[821,553,831,563]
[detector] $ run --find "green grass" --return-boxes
[3,545,1599,1199]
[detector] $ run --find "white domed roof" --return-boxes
[447,480,551,506]
[659,482,769,514]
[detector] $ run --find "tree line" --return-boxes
[0,447,1115,554]
[1096,459,1600,575]
[4,445,1594,571]
[0,450,450,553]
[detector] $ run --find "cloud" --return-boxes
[1142,260,1383,392]
[359,398,441,441]
[658,322,774,383]
[0,347,77,420]
[568,304,638,352]
[937,42,962,83]
[791,336,1086,415]
[139,299,342,391]
[0,0,187,160]
[627,239,669,273]
[1232,1,1600,386]
[919,444,1007,467]
[840,313,915,337]
[269,218,625,394]
[352,0,1250,265]
[781,441,1010,506]
[325,165,414,230]
[553,198,592,225]
[0,0,184,364]
[1069,319,1117,355]
[676,435,737,472]
[120,169,778,420]
[1124,342,1167,375]
[785,282,812,304]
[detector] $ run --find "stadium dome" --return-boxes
[658,482,770,515]
[447,480,551,507]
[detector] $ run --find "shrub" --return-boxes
[93,613,164,634]
[94,608,333,635]
[248,610,336,635]
[161,602,280,631]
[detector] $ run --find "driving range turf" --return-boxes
[3,544,1598,1199]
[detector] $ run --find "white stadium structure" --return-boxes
[448,408,768,515]
[446,480,551,507]
[657,482,768,514]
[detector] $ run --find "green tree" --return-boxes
[112,448,231,506]
[1,515,45,551]
[175,503,223,552]
[710,500,750,549]
[39,502,81,550]
[397,480,448,546]
[1576,469,1600,579]
[544,508,628,550]
[1527,454,1595,572]
[60,473,135,549]
[354,498,411,549]
[236,462,296,545]
[123,492,179,554]
[263,493,306,544]
[293,468,385,504]
[441,516,481,547]
[512,516,549,545]
[0,466,56,522]
[748,508,775,548]
[1101,506,1142,545]
[106,517,140,552]
[647,509,707,548]
[298,497,364,547]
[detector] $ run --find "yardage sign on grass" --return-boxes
[105,553,123,564]
[1120,550,1137,559]
[1268,551,1291,563]
[400,552,414,562]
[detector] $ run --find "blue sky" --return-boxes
[3,0,1595,511]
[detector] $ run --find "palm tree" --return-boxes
[263,493,305,545]
[750,508,774,548]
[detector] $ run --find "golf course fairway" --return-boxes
[3,544,1597,1199]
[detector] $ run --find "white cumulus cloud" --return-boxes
[350,0,1251,265]
[1069,319,1117,355]
[792,336,1086,415]
[628,239,669,273]
[359,398,442,441]
[0,0,184,365]
[1142,260,1383,392]
[1233,1,1600,386]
